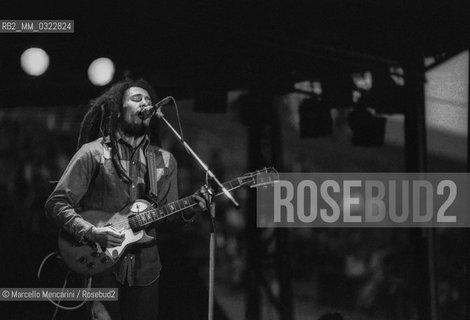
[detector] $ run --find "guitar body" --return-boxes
[57,168,277,276]
[58,199,155,276]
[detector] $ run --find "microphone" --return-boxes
[137,96,173,120]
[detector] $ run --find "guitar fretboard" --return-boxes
[134,177,248,228]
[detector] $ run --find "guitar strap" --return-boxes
[100,139,169,205]
[146,148,159,202]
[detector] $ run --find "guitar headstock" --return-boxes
[238,167,279,188]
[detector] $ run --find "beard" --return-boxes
[118,118,148,137]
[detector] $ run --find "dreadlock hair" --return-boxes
[77,78,160,182]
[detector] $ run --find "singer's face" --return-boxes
[120,86,152,135]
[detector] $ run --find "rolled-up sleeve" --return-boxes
[45,144,97,242]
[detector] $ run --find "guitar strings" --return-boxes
[109,201,199,230]
[107,175,258,230]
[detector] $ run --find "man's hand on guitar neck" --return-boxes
[180,186,212,222]
[192,185,213,213]
[84,226,125,249]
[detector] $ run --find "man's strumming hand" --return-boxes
[85,226,125,248]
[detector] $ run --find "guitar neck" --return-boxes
[134,177,244,228]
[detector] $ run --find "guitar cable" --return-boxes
[37,251,93,318]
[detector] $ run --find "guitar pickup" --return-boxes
[128,214,143,232]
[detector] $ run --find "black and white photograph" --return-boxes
[0,1,468,320]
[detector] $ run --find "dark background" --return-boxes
[0,1,468,319]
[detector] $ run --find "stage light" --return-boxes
[352,71,372,90]
[356,69,406,114]
[294,81,322,95]
[299,96,333,138]
[347,107,386,146]
[88,57,115,86]
[20,47,49,76]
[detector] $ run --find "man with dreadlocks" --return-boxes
[45,79,208,320]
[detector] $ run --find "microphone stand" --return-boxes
[208,201,216,320]
[155,108,239,320]
[155,108,239,208]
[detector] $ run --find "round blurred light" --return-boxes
[88,57,115,86]
[20,47,50,76]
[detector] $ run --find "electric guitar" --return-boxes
[58,168,278,276]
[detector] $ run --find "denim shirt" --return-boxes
[45,137,179,286]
